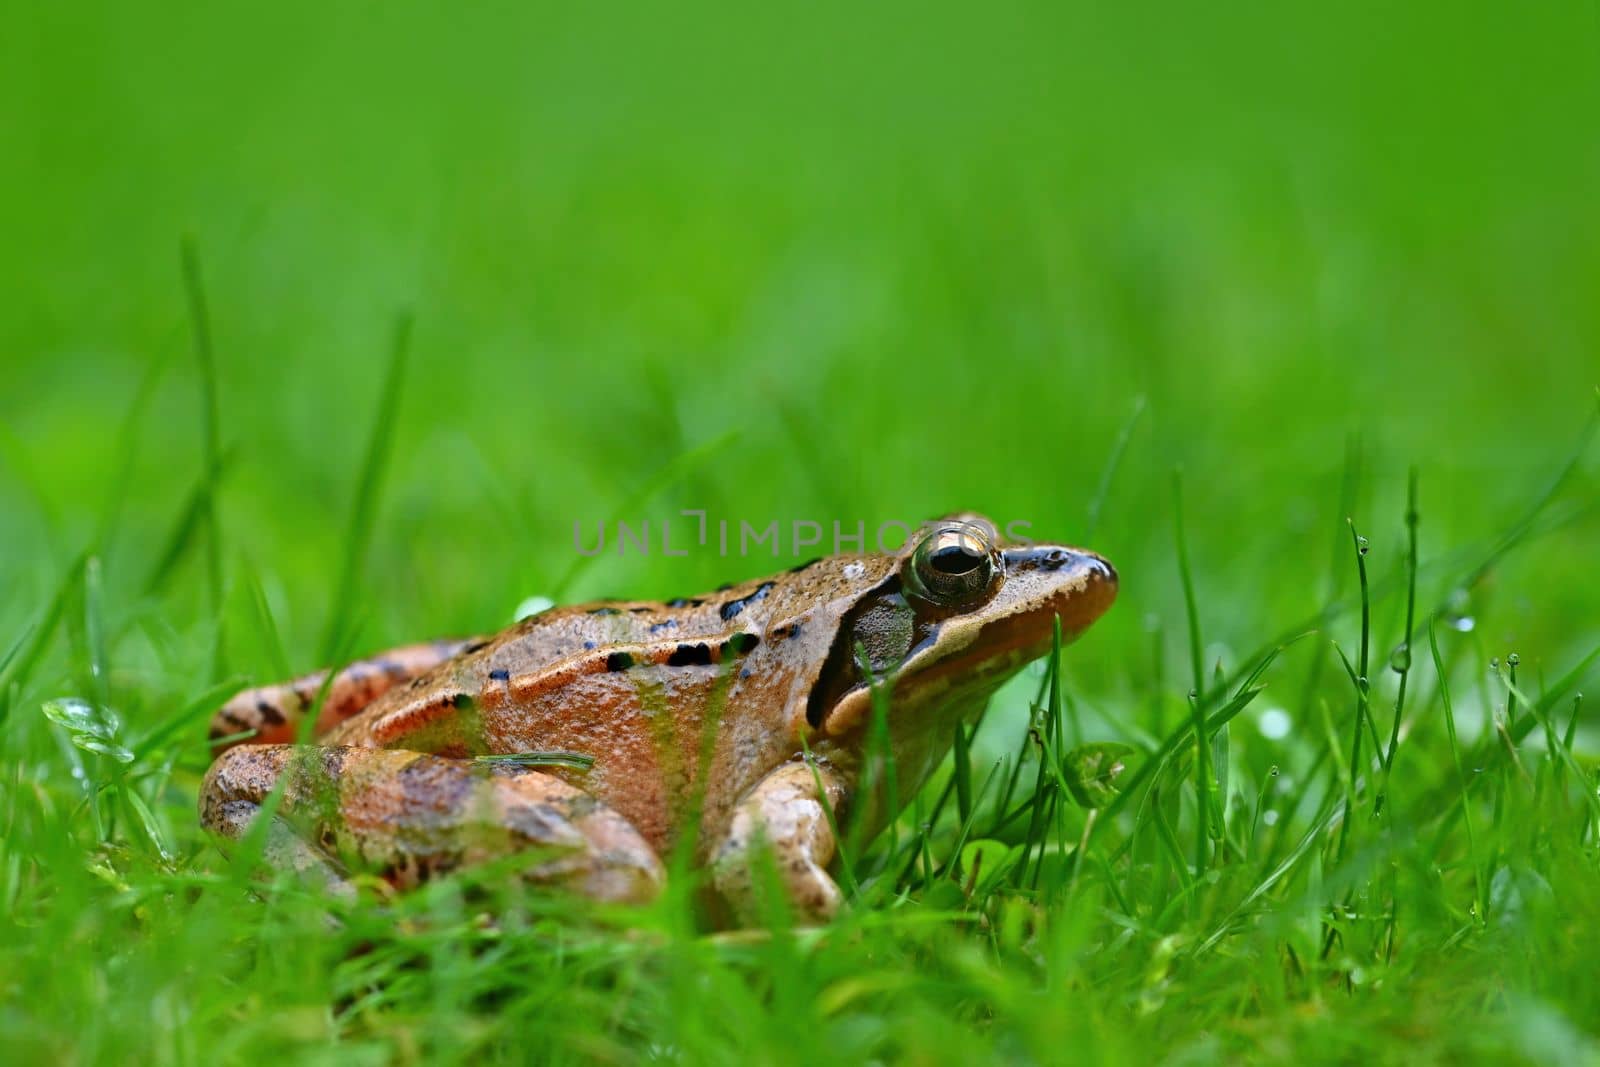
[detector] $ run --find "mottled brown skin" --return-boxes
[201,515,1118,922]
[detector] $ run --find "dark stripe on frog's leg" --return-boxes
[198,744,664,901]
[207,637,485,749]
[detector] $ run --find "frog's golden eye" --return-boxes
[908,524,1001,608]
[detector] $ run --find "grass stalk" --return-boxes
[320,313,413,664]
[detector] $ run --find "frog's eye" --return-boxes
[908,524,1001,608]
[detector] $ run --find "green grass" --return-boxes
[4,2,1600,1063]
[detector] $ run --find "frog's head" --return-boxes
[807,514,1117,739]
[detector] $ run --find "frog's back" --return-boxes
[320,557,894,851]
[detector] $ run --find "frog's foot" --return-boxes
[710,759,849,925]
[200,744,664,904]
[207,637,485,750]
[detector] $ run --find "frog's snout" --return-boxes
[1001,544,1119,634]
[1080,550,1117,590]
[1074,549,1119,626]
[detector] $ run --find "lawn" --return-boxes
[3,3,1598,1063]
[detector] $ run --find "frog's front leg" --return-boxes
[711,759,850,924]
[200,745,664,903]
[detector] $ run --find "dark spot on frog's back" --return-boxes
[720,581,775,621]
[665,597,706,609]
[255,700,285,726]
[488,669,510,683]
[606,651,635,672]
[588,606,621,617]
[667,642,713,667]
[648,618,678,634]
[721,632,760,657]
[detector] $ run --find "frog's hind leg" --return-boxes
[207,638,485,749]
[199,744,665,903]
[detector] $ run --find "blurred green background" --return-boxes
[3,5,1600,1062]
[2,1,1596,690]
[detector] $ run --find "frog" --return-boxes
[199,515,1117,923]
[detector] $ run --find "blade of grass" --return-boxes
[546,428,740,602]
[797,732,860,901]
[142,447,236,595]
[1376,469,1420,815]
[1020,623,1063,889]
[1322,520,1373,960]
[1196,802,1343,955]
[1173,470,1205,702]
[475,752,597,771]
[1085,395,1145,541]
[1503,675,1600,826]
[1331,642,1385,760]
[988,665,1052,836]
[1425,642,1600,837]
[93,345,173,557]
[240,563,294,685]
[1201,408,1596,710]
[850,643,901,863]
[180,238,227,679]
[1173,470,1212,873]
[952,720,972,826]
[131,676,249,761]
[0,555,86,726]
[1028,619,1067,891]
[0,420,64,549]
[1331,520,1371,870]
[321,313,413,664]
[1084,636,1309,864]
[81,556,112,720]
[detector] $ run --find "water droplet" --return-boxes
[1489,658,1500,673]
[1357,536,1370,556]
[1257,708,1292,740]
[513,595,555,621]
[1262,809,1280,826]
[1357,676,1369,692]
[1451,616,1476,632]
[1389,643,1411,673]
[1507,652,1520,668]
[1268,765,1280,777]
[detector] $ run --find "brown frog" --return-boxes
[200,515,1117,922]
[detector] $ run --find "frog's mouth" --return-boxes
[817,548,1117,736]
